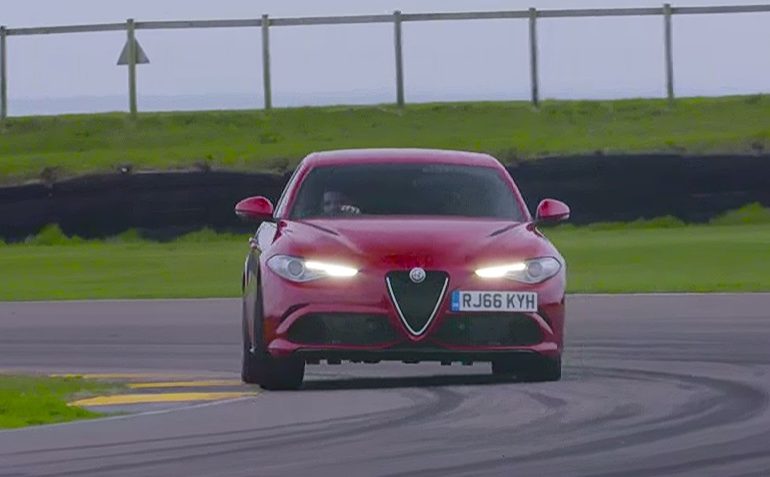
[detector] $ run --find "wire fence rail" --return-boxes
[1,3,769,120]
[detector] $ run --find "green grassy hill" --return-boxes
[1,95,768,184]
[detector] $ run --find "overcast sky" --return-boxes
[2,0,769,115]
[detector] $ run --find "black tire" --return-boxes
[520,356,562,382]
[241,276,305,390]
[242,327,305,389]
[491,356,562,382]
[258,354,305,391]
[491,359,518,376]
[241,313,262,384]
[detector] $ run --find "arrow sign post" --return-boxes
[118,19,149,118]
[117,37,150,66]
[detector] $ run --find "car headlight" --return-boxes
[475,257,561,284]
[267,255,358,282]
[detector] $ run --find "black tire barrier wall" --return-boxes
[511,154,770,224]
[1,154,769,241]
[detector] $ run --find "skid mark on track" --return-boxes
[19,387,466,476]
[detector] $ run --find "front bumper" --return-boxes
[260,266,566,363]
[292,347,548,364]
[270,339,558,364]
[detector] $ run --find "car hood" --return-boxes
[274,217,553,269]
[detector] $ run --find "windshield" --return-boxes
[288,163,524,220]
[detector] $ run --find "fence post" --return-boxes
[528,8,540,107]
[393,10,405,108]
[1,26,7,122]
[126,19,138,118]
[663,3,675,104]
[261,14,272,111]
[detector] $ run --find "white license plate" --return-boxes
[450,291,537,312]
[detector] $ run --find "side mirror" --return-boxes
[235,196,275,222]
[535,199,570,224]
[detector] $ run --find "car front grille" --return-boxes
[433,313,543,346]
[386,271,449,335]
[287,313,398,346]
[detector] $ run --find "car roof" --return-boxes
[303,148,501,167]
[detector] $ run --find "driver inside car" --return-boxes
[322,190,361,216]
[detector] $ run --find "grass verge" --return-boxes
[2,95,770,184]
[546,224,770,293]
[1,216,769,299]
[0,375,115,429]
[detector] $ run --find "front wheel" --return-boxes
[241,323,262,384]
[520,356,561,382]
[491,356,561,382]
[242,284,305,390]
[258,354,305,391]
[242,325,305,389]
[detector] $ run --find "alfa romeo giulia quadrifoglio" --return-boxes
[235,149,570,390]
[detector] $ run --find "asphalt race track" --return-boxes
[1,294,770,477]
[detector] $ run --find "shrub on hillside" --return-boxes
[709,203,770,226]
[25,225,85,246]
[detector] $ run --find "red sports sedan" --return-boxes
[236,149,570,390]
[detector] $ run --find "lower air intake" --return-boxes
[288,313,398,345]
[433,313,543,346]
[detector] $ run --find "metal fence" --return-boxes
[1,3,769,120]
